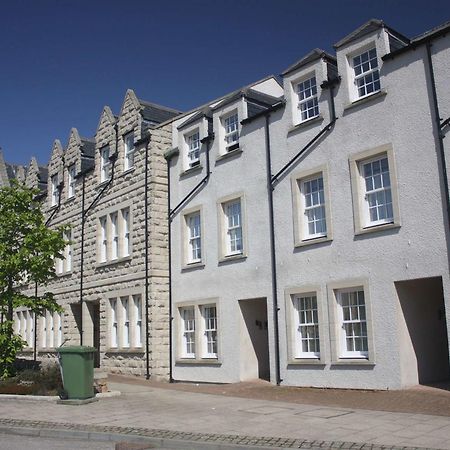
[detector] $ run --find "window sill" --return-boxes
[55,271,73,278]
[218,253,247,265]
[216,148,243,163]
[331,359,375,367]
[105,348,144,354]
[96,180,111,190]
[96,255,132,269]
[121,167,135,177]
[288,115,324,135]
[19,348,35,354]
[355,221,400,236]
[180,164,203,178]
[287,358,325,366]
[181,262,205,272]
[344,90,387,112]
[294,235,332,248]
[175,358,221,366]
[64,196,76,204]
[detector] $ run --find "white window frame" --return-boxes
[224,199,242,256]
[133,295,143,348]
[186,211,202,264]
[292,293,320,359]
[51,175,59,207]
[201,305,217,359]
[349,144,400,235]
[48,311,54,349]
[186,130,201,168]
[100,146,111,182]
[297,75,319,122]
[41,313,47,348]
[121,208,131,257]
[336,287,368,359]
[124,132,135,171]
[121,297,130,348]
[300,175,327,240]
[55,311,62,348]
[99,216,108,263]
[110,299,118,348]
[180,307,196,358]
[110,213,119,260]
[350,46,381,100]
[68,164,76,198]
[223,111,239,150]
[64,229,72,272]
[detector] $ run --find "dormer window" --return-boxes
[186,131,200,168]
[68,164,76,198]
[297,76,319,122]
[352,48,380,99]
[100,146,111,182]
[124,132,135,171]
[223,112,239,151]
[51,175,59,206]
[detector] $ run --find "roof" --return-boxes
[177,107,212,131]
[80,138,96,157]
[211,87,282,112]
[281,49,336,77]
[334,18,409,49]
[383,20,450,60]
[138,99,182,124]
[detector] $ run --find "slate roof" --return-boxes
[80,138,96,157]
[334,18,409,49]
[281,49,337,77]
[177,107,213,131]
[138,99,182,124]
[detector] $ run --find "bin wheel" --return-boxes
[58,389,68,400]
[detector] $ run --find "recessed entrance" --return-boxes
[239,298,270,381]
[395,276,450,385]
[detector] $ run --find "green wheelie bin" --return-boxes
[57,346,96,400]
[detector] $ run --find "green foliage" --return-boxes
[0,321,25,379]
[0,181,68,377]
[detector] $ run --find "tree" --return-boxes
[0,181,67,378]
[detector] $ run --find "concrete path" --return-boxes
[0,379,449,449]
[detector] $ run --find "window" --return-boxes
[202,305,217,358]
[68,164,76,198]
[352,47,380,99]
[293,294,320,358]
[349,145,399,234]
[15,310,34,348]
[223,112,239,150]
[300,175,326,240]
[51,175,59,206]
[110,299,118,348]
[121,208,130,257]
[336,288,368,358]
[186,211,201,264]
[98,208,132,264]
[111,213,118,260]
[133,295,142,348]
[180,307,196,358]
[224,200,242,256]
[186,131,200,168]
[40,310,62,349]
[177,302,219,361]
[121,297,130,348]
[108,294,143,349]
[361,156,393,226]
[100,216,107,263]
[100,146,111,182]
[64,229,72,272]
[124,132,135,171]
[297,76,319,122]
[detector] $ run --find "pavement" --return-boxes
[0,375,449,449]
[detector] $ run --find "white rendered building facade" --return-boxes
[167,19,450,389]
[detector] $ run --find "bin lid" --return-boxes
[56,345,96,354]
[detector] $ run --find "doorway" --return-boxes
[239,298,270,381]
[395,276,450,385]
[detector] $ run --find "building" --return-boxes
[166,19,450,389]
[4,90,180,379]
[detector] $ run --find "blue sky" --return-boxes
[0,0,448,165]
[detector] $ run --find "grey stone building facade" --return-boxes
[2,90,180,379]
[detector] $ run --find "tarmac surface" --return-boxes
[0,375,449,449]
